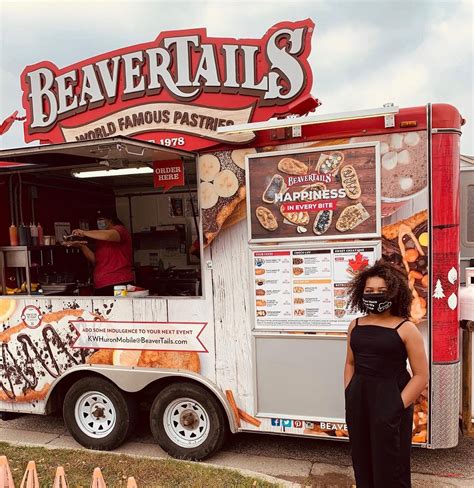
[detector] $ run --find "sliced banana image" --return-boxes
[213,169,239,198]
[200,181,219,209]
[199,154,221,182]
[231,148,257,169]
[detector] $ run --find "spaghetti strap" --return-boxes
[395,319,408,330]
[355,318,359,327]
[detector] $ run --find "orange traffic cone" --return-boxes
[0,455,15,488]
[53,466,68,488]
[126,477,137,488]
[20,461,39,488]
[90,468,106,488]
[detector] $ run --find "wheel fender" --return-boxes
[46,364,238,433]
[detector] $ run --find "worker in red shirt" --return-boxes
[72,210,134,296]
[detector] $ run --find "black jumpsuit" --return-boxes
[345,318,414,488]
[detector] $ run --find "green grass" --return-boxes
[0,442,279,488]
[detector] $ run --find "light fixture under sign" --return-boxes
[73,167,153,178]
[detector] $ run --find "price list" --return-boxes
[252,246,378,330]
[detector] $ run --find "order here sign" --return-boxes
[153,159,184,191]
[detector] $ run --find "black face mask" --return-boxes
[362,293,392,314]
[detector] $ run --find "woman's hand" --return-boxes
[62,241,85,248]
[399,322,429,408]
[72,229,86,237]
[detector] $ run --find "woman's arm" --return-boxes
[344,320,356,389]
[79,244,96,265]
[72,229,120,242]
[400,322,429,408]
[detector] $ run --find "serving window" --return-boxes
[0,137,202,299]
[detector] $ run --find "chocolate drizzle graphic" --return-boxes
[1,323,91,400]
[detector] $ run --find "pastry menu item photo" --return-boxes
[313,210,333,235]
[336,203,370,232]
[280,208,310,226]
[199,150,248,245]
[262,174,287,203]
[316,151,344,175]
[256,206,278,231]
[340,165,361,199]
[277,157,309,175]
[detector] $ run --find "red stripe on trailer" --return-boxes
[430,104,462,363]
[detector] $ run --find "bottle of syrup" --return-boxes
[37,223,44,246]
[30,223,38,246]
[9,224,18,246]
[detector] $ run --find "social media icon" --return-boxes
[294,420,303,428]
[282,419,292,427]
[271,418,281,426]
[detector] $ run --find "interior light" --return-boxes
[72,167,153,178]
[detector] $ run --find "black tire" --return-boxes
[63,376,137,450]
[150,382,228,460]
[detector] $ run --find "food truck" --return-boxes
[0,20,469,459]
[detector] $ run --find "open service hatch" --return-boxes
[0,137,202,299]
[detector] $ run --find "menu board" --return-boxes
[246,143,380,243]
[252,244,379,330]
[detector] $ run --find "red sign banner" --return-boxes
[153,160,184,191]
[20,20,315,151]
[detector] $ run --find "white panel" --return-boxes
[132,298,168,322]
[91,298,134,321]
[255,335,347,419]
[58,298,94,314]
[211,220,254,411]
[167,246,215,382]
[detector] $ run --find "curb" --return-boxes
[1,440,299,487]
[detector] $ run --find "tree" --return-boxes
[433,279,445,299]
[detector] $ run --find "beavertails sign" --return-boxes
[20,20,314,151]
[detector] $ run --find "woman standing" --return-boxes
[72,210,134,296]
[344,261,429,488]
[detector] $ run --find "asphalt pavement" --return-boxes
[1,413,473,487]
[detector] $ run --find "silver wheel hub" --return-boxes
[74,391,117,438]
[163,398,210,448]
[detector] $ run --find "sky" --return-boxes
[0,0,473,153]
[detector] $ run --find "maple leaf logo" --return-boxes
[348,252,369,274]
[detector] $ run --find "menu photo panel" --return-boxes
[246,143,381,243]
[251,242,381,331]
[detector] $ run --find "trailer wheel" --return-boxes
[150,382,227,460]
[63,377,136,450]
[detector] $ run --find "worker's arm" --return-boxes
[400,322,429,408]
[72,228,120,242]
[78,244,96,265]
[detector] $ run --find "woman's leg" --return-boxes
[346,376,374,488]
[370,381,412,488]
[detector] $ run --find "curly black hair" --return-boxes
[347,259,413,318]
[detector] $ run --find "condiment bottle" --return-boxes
[30,223,38,246]
[9,223,18,246]
[37,223,44,245]
[26,223,32,246]
[18,223,27,246]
